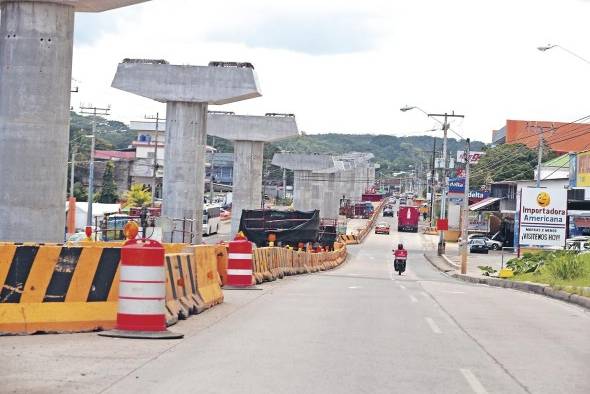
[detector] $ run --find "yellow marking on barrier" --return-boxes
[65,247,103,302]
[0,244,17,289]
[107,265,121,302]
[0,302,117,334]
[191,246,223,306]
[20,246,62,303]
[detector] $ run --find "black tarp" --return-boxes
[239,209,320,247]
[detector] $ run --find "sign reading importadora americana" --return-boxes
[518,187,567,248]
[577,150,590,187]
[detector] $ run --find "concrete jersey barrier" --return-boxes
[0,244,121,335]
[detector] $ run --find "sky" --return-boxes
[72,0,590,143]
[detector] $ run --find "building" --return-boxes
[534,154,571,181]
[205,152,234,185]
[129,121,221,199]
[130,121,165,198]
[493,119,590,154]
[76,150,134,197]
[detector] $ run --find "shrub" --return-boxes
[546,253,587,281]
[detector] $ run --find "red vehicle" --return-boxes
[375,222,390,235]
[398,205,419,233]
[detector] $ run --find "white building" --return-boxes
[129,121,216,199]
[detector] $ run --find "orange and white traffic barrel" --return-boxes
[99,239,183,339]
[227,234,254,288]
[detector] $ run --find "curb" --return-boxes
[441,254,460,269]
[423,254,456,273]
[450,273,590,311]
[424,253,590,311]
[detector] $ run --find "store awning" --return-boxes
[469,197,501,211]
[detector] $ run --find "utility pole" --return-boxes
[145,113,163,206]
[428,112,465,255]
[430,136,437,228]
[532,122,554,188]
[282,168,287,200]
[66,144,78,238]
[70,145,77,198]
[460,138,471,274]
[80,105,110,228]
[209,136,216,203]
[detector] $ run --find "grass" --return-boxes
[510,253,590,296]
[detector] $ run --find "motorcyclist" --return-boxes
[393,243,408,275]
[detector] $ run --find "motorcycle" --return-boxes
[394,258,406,275]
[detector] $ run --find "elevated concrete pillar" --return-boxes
[293,170,313,212]
[208,114,298,236]
[112,61,261,243]
[231,140,264,236]
[0,0,149,242]
[162,102,207,241]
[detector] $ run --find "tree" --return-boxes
[123,184,152,208]
[73,182,87,201]
[470,143,556,187]
[96,161,119,203]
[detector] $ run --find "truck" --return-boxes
[398,205,419,233]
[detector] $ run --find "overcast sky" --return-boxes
[72,0,590,142]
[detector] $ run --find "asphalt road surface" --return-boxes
[202,219,231,244]
[1,213,589,393]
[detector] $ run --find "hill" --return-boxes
[68,112,486,176]
[264,133,486,176]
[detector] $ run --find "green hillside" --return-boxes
[264,133,486,176]
[68,112,486,176]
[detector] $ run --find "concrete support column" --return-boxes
[231,140,264,236]
[321,173,339,219]
[0,2,74,242]
[293,170,312,211]
[162,101,207,243]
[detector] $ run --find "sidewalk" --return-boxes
[442,241,514,276]
[421,236,590,310]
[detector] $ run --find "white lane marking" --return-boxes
[348,286,361,289]
[425,317,442,334]
[399,284,406,290]
[420,291,429,298]
[445,291,465,294]
[460,369,488,394]
[409,295,418,303]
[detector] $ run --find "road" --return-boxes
[1,213,589,393]
[202,219,231,244]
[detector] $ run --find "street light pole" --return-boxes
[537,44,590,65]
[460,138,471,274]
[428,112,465,256]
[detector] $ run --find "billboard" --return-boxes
[457,151,485,164]
[448,177,465,193]
[518,187,567,248]
[468,189,490,205]
[577,150,590,187]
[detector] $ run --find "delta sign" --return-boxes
[518,187,567,248]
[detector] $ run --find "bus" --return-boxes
[203,204,221,235]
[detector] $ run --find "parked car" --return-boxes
[469,239,489,254]
[483,238,502,250]
[566,236,590,253]
[383,206,394,217]
[375,222,391,235]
